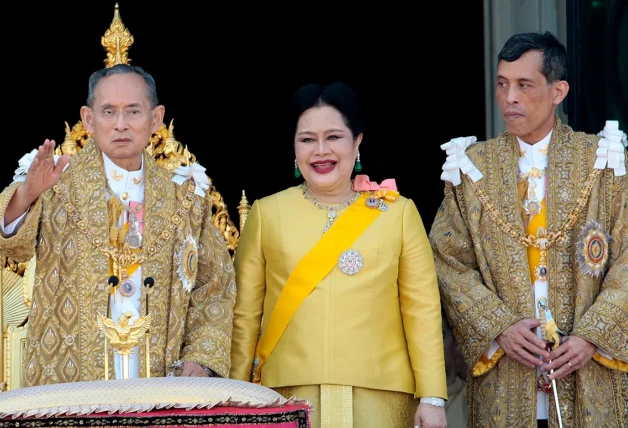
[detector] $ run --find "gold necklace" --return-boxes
[301,183,360,233]
[53,181,197,280]
[466,168,601,251]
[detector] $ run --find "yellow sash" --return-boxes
[526,199,547,284]
[252,194,382,384]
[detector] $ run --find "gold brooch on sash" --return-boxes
[338,249,363,275]
[177,234,198,292]
[576,220,610,277]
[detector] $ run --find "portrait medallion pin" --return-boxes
[365,195,379,209]
[119,279,135,297]
[338,249,364,275]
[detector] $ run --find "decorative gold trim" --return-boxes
[21,257,35,308]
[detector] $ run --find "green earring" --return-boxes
[354,151,362,172]
[294,159,302,178]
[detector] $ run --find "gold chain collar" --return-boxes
[466,168,601,250]
[53,181,197,268]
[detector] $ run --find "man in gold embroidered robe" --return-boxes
[0,64,236,386]
[429,32,627,427]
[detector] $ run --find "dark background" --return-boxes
[9,1,626,232]
[3,1,487,230]
[566,0,627,135]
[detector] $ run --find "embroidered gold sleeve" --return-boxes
[428,183,524,375]
[178,203,237,378]
[0,182,44,262]
[573,172,628,370]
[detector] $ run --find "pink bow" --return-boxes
[353,175,398,191]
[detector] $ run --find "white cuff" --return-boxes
[485,340,500,359]
[1,208,30,235]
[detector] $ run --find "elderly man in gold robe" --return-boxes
[0,64,236,386]
[429,32,627,427]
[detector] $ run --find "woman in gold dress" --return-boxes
[230,82,447,428]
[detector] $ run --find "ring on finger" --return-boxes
[567,361,573,368]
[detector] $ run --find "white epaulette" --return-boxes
[439,136,483,186]
[172,162,211,197]
[595,120,626,176]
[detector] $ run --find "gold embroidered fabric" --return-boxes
[0,377,309,418]
[429,117,628,427]
[0,140,237,386]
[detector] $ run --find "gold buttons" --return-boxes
[122,192,128,200]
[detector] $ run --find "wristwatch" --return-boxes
[420,397,445,407]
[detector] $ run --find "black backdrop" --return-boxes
[4,1,486,229]
[566,0,627,134]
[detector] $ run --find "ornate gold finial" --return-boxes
[163,119,177,155]
[238,190,251,232]
[102,3,134,68]
[60,121,78,155]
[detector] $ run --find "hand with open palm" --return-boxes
[5,139,70,225]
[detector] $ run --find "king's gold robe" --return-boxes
[429,119,628,427]
[0,141,236,386]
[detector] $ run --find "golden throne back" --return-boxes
[0,3,251,391]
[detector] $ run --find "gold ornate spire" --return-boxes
[101,3,134,67]
[60,121,78,155]
[238,191,251,233]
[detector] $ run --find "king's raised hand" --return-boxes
[5,139,70,225]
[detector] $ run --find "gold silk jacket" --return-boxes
[230,185,447,400]
[0,141,236,386]
[429,118,628,427]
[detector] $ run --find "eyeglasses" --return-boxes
[95,108,153,123]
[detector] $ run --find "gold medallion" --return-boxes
[524,199,541,216]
